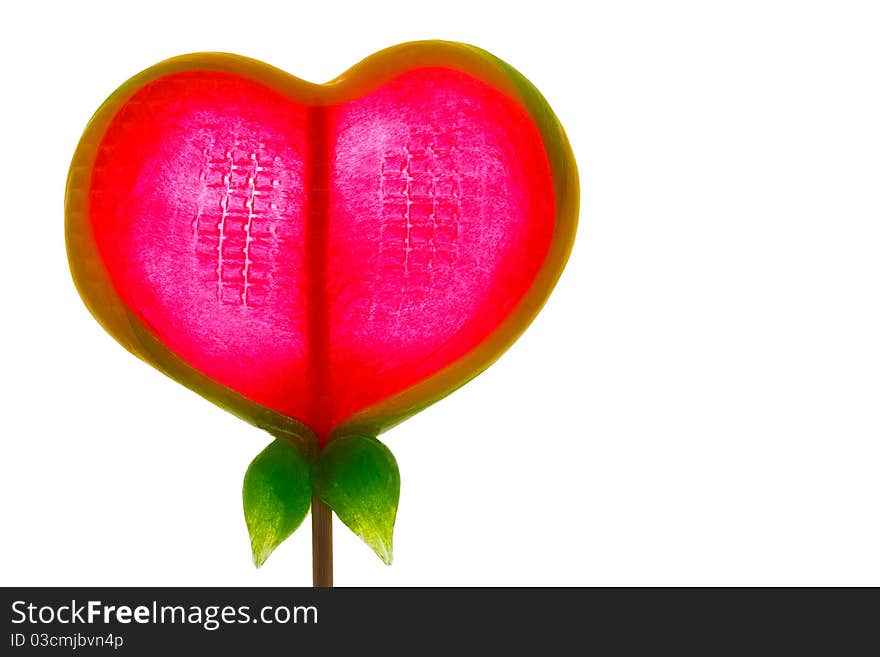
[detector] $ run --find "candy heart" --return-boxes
[66,42,578,445]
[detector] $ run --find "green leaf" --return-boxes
[311,435,400,565]
[243,439,312,567]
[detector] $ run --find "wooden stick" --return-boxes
[311,495,333,587]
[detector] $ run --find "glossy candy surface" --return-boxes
[67,42,578,446]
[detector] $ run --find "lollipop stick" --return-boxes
[311,495,333,587]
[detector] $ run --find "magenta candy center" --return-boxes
[90,67,555,440]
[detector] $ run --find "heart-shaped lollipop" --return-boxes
[66,41,578,585]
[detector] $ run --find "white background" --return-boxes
[1,0,879,587]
